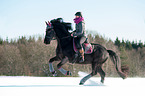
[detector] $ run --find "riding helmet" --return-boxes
[75,12,82,17]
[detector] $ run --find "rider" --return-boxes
[72,12,86,62]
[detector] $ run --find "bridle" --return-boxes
[45,28,56,40]
[60,35,71,39]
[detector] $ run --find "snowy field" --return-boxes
[0,72,144,96]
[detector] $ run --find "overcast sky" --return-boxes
[0,0,145,42]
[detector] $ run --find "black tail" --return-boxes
[107,50,127,79]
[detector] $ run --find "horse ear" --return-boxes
[48,21,51,25]
[45,21,48,25]
[47,21,51,27]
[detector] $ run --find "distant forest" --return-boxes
[115,37,145,50]
[0,32,145,77]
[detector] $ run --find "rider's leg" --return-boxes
[78,36,86,62]
[78,48,84,62]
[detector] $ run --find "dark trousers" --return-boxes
[74,36,86,50]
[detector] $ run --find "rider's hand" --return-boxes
[71,33,73,37]
[71,33,77,37]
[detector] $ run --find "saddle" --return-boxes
[73,39,93,54]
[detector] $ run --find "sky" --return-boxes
[0,0,145,42]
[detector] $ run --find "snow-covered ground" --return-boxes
[0,72,144,96]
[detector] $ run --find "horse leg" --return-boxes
[79,63,98,85]
[57,57,72,76]
[97,66,105,83]
[79,74,92,85]
[49,56,60,76]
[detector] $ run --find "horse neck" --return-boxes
[54,23,70,38]
[56,29,70,39]
[55,33,72,49]
[53,22,72,48]
[56,37,61,50]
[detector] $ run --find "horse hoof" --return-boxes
[67,71,72,76]
[101,80,104,84]
[79,82,84,85]
[52,71,57,77]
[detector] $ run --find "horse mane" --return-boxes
[50,18,72,37]
[50,18,73,48]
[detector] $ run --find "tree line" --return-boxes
[115,37,145,50]
[0,33,144,77]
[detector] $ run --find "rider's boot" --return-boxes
[78,48,84,63]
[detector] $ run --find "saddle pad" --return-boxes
[73,39,93,54]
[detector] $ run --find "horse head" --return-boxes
[44,18,72,44]
[44,21,55,44]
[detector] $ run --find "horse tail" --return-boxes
[107,50,128,79]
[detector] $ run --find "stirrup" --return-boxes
[79,56,84,63]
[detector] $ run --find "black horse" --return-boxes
[44,18,128,85]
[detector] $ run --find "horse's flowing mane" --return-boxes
[50,18,72,38]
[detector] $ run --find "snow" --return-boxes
[0,72,144,96]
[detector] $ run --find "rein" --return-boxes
[60,36,71,39]
[45,35,56,40]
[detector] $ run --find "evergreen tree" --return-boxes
[28,36,35,43]
[138,40,143,48]
[121,39,126,47]
[132,41,138,49]
[126,40,132,50]
[38,36,42,42]
[115,37,121,47]
[18,36,27,44]
[0,37,3,44]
